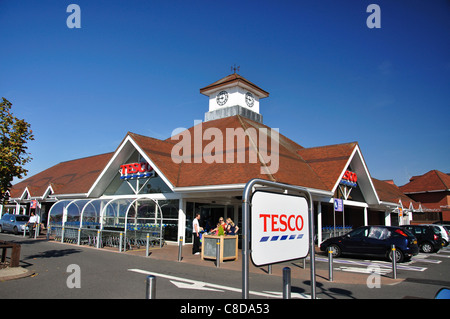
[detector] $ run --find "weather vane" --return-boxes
[231,64,240,74]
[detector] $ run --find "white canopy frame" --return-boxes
[47,196,164,246]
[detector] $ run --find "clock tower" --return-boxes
[200,73,269,124]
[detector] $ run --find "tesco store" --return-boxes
[5,73,420,248]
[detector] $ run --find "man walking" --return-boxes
[192,213,202,255]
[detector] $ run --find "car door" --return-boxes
[4,215,14,232]
[342,226,369,254]
[365,226,390,255]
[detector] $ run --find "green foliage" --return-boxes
[218,225,225,236]
[0,98,34,204]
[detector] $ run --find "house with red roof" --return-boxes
[400,170,450,223]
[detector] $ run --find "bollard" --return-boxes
[216,239,220,268]
[119,232,123,252]
[146,275,156,299]
[178,236,183,262]
[61,227,65,243]
[77,229,81,245]
[328,248,333,282]
[391,244,397,279]
[268,264,272,275]
[283,267,291,299]
[96,230,100,249]
[146,234,150,257]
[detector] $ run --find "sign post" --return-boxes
[242,178,316,299]
[333,198,344,236]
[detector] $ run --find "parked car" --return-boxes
[433,221,450,239]
[0,214,30,235]
[320,225,418,263]
[421,224,449,247]
[401,225,444,253]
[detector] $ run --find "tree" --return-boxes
[0,98,34,204]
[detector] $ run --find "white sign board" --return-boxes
[251,191,309,266]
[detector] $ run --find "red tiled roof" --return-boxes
[11,115,364,198]
[372,178,421,209]
[298,142,357,191]
[400,170,450,193]
[165,115,327,190]
[10,152,113,198]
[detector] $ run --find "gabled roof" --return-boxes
[372,178,421,210]
[298,142,357,192]
[10,152,113,199]
[11,115,385,203]
[400,170,450,193]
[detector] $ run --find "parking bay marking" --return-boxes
[128,268,310,299]
[314,256,427,272]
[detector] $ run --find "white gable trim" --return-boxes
[87,135,175,198]
[20,188,31,201]
[331,145,380,206]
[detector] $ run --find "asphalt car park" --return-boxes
[1,231,449,299]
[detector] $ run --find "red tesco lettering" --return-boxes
[260,214,304,232]
[120,162,153,175]
[342,170,357,183]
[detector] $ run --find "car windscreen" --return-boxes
[15,216,29,222]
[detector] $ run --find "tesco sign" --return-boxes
[251,191,309,266]
[120,162,155,180]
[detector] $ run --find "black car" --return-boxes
[401,225,444,253]
[320,225,419,263]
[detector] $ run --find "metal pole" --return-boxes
[77,228,81,245]
[216,238,220,268]
[391,244,397,279]
[146,275,156,299]
[242,181,252,299]
[268,264,272,275]
[119,232,123,252]
[309,198,316,299]
[328,249,333,282]
[146,234,150,257]
[178,236,183,262]
[283,267,291,299]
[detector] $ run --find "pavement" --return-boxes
[0,233,404,286]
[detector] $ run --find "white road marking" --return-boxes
[128,268,310,299]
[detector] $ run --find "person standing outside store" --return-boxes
[26,212,39,238]
[192,213,202,255]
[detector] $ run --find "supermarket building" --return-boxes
[4,73,420,245]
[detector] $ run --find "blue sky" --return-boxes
[1,0,449,186]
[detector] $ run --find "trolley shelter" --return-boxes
[47,196,164,250]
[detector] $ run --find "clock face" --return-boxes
[216,91,228,106]
[245,92,254,107]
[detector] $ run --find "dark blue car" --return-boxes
[320,225,419,263]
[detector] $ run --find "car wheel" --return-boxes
[388,248,404,263]
[13,226,19,235]
[328,244,341,258]
[421,242,433,253]
[0,225,3,233]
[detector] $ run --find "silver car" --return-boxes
[0,214,29,235]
